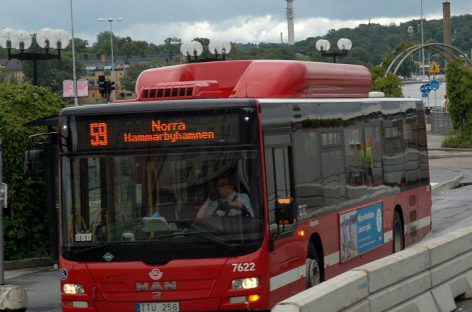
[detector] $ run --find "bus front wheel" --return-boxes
[393,210,404,253]
[306,242,322,288]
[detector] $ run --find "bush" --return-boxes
[442,133,472,148]
[0,83,63,260]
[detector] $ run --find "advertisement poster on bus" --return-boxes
[340,202,384,261]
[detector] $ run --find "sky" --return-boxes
[1,0,472,47]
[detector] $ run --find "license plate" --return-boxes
[136,302,180,312]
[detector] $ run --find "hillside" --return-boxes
[1,14,471,90]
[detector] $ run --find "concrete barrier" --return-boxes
[0,284,27,311]
[272,227,472,312]
[431,173,463,196]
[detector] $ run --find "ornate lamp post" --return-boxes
[316,38,352,63]
[0,28,70,85]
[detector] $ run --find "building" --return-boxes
[0,52,171,104]
[0,59,24,82]
[80,53,170,103]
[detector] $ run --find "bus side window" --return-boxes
[265,147,295,233]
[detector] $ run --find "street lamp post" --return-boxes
[70,0,78,106]
[315,38,352,63]
[0,28,70,85]
[97,17,122,101]
[420,0,426,78]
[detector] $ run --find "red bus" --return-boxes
[56,60,431,311]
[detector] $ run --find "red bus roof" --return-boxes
[134,60,372,101]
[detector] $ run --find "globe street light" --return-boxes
[97,17,122,101]
[316,38,352,63]
[0,28,70,85]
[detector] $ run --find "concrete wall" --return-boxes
[272,227,472,312]
[430,110,453,135]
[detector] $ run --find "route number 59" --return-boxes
[90,122,108,147]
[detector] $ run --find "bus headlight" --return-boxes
[232,277,259,290]
[63,283,85,295]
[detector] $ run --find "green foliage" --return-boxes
[0,67,17,84]
[22,53,85,94]
[442,132,472,148]
[71,38,90,53]
[120,63,160,92]
[91,32,162,56]
[446,58,472,135]
[370,66,403,97]
[0,83,63,260]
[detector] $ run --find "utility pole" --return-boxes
[420,0,426,78]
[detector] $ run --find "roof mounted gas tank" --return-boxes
[135,60,372,101]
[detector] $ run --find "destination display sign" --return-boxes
[70,108,256,152]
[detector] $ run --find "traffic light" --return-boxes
[98,75,106,97]
[97,76,115,101]
[108,81,115,93]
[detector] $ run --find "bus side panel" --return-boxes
[268,236,306,308]
[323,198,394,280]
[415,185,432,242]
[403,189,419,247]
[318,185,430,280]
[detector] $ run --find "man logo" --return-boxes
[149,268,163,281]
[136,268,177,291]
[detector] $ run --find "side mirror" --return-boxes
[275,198,295,225]
[24,150,43,178]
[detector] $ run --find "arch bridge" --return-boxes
[384,42,471,77]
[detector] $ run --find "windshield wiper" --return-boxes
[152,229,236,250]
[190,230,236,250]
[69,241,128,255]
[68,230,235,255]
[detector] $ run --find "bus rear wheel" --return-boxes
[393,211,404,253]
[306,242,322,288]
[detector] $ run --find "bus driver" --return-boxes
[196,176,254,218]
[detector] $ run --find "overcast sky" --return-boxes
[1,0,471,46]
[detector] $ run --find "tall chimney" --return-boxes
[443,2,452,45]
[286,0,295,45]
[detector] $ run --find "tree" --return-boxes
[70,38,89,53]
[120,62,159,92]
[396,58,418,78]
[164,37,181,46]
[22,53,84,93]
[370,66,403,97]
[92,31,115,55]
[0,83,63,260]
[294,53,311,61]
[0,67,16,84]
[348,47,371,66]
[446,58,472,135]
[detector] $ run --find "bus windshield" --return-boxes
[61,149,263,262]
[59,103,263,263]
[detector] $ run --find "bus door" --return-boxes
[264,139,304,305]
